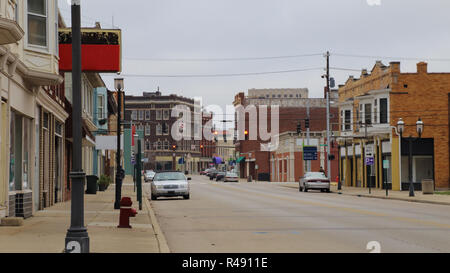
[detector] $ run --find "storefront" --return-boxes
[9,110,33,218]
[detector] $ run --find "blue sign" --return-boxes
[365,157,374,166]
[303,146,318,160]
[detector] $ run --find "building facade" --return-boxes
[124,90,201,173]
[1,0,63,218]
[233,88,339,181]
[337,61,450,191]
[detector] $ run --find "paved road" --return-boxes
[148,175,450,253]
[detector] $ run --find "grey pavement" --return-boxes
[279,182,450,206]
[0,175,169,253]
[152,174,450,253]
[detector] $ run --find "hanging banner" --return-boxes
[59,28,122,72]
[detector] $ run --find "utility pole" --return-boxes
[65,0,89,253]
[325,51,331,181]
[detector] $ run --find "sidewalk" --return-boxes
[280,182,450,206]
[0,175,170,253]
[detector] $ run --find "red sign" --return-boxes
[58,28,121,72]
[132,125,136,146]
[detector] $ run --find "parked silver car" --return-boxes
[150,171,191,200]
[144,170,156,182]
[224,172,239,182]
[299,172,330,192]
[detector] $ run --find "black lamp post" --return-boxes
[397,117,424,197]
[65,0,89,253]
[114,78,124,209]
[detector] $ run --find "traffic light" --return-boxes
[172,144,177,151]
[296,122,302,135]
[223,132,227,142]
[244,130,249,140]
[305,119,309,129]
[200,144,204,149]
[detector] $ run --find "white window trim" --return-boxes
[25,0,50,52]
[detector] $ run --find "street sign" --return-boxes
[131,150,135,165]
[365,145,374,157]
[365,157,374,166]
[303,146,318,160]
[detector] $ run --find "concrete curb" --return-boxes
[280,184,450,206]
[143,192,170,253]
[340,193,450,206]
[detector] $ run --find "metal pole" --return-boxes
[325,51,331,180]
[65,0,89,253]
[408,137,415,197]
[137,138,142,210]
[114,88,122,209]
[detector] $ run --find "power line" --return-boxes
[124,53,323,62]
[113,67,322,78]
[333,53,450,62]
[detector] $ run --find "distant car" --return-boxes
[200,169,207,175]
[208,169,218,180]
[215,171,226,181]
[224,172,239,182]
[150,171,191,200]
[144,170,156,182]
[299,172,330,192]
[205,168,216,177]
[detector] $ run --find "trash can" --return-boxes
[421,179,434,194]
[86,175,98,194]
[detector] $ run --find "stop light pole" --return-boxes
[65,0,89,253]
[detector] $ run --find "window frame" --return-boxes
[26,0,49,50]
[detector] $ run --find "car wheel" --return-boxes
[326,189,330,193]
[304,187,308,192]
[151,194,157,200]
[183,194,190,199]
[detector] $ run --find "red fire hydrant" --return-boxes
[118,197,137,228]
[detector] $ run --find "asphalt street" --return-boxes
[148,175,450,253]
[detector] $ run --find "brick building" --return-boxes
[337,61,450,191]
[233,88,339,181]
[124,90,201,173]
[199,111,216,170]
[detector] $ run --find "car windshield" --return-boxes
[153,172,186,181]
[226,172,237,177]
[305,172,327,179]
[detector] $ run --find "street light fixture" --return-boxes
[114,77,125,209]
[397,117,424,197]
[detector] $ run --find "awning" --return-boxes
[236,156,245,163]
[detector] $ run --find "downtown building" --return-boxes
[337,61,450,191]
[124,90,201,173]
[233,88,339,182]
[0,1,66,218]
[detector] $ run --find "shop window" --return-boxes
[9,112,32,191]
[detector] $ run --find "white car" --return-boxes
[144,170,156,182]
[299,172,330,192]
[224,172,239,182]
[150,171,191,200]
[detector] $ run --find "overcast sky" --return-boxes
[58,0,450,128]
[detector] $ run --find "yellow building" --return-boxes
[338,61,450,191]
